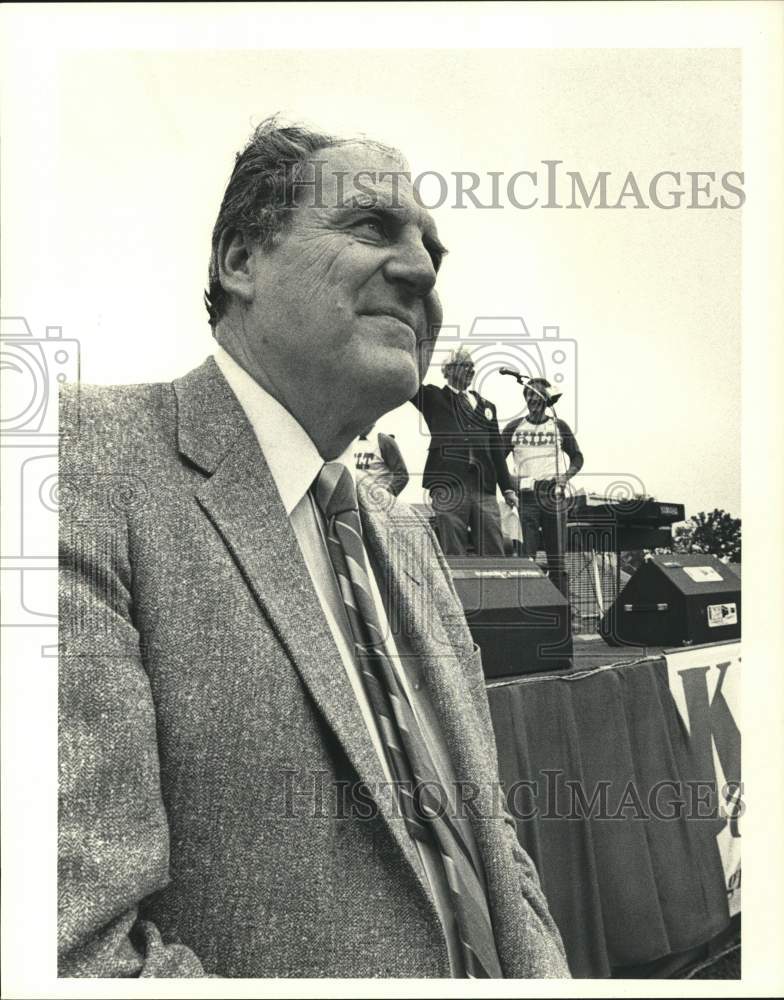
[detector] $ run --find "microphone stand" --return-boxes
[546,395,568,602]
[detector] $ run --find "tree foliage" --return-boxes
[672,509,741,563]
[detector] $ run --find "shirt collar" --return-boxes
[213,346,356,517]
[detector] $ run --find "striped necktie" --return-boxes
[312,462,503,978]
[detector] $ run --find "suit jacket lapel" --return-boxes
[445,384,470,430]
[360,483,459,662]
[445,385,485,430]
[468,390,486,420]
[360,484,500,795]
[173,359,434,898]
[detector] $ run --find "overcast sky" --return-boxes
[4,44,741,519]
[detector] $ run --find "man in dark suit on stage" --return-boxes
[413,347,518,556]
[58,117,568,979]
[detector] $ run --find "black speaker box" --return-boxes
[601,553,741,647]
[446,557,573,677]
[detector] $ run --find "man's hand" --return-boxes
[503,489,518,509]
[541,474,570,494]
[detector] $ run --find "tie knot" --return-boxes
[312,462,358,519]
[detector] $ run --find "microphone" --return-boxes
[498,367,563,406]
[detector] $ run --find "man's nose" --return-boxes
[382,229,438,296]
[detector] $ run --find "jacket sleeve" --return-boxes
[501,418,520,459]
[500,419,521,492]
[58,391,208,978]
[409,382,435,425]
[489,404,513,494]
[378,433,409,497]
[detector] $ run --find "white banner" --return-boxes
[665,642,741,916]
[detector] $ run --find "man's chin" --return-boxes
[360,354,420,414]
[385,353,421,403]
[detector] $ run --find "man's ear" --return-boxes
[217,228,256,307]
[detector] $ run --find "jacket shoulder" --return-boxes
[59,380,176,470]
[419,383,443,401]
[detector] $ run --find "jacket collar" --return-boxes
[442,383,490,427]
[173,355,248,474]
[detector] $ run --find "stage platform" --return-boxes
[484,638,741,978]
[563,634,668,671]
[485,634,738,680]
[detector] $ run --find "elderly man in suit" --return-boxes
[413,347,518,556]
[59,118,569,979]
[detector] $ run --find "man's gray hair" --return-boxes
[441,347,474,378]
[204,116,340,328]
[205,115,402,329]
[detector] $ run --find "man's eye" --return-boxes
[354,218,386,238]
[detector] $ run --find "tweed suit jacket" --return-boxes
[58,357,569,979]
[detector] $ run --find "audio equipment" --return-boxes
[447,557,573,677]
[570,495,685,526]
[568,495,685,552]
[600,553,741,647]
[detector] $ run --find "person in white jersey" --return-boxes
[502,378,583,598]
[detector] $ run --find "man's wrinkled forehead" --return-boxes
[296,141,439,233]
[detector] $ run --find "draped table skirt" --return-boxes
[486,644,740,977]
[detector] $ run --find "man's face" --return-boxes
[243,143,445,418]
[447,361,474,391]
[524,384,547,417]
